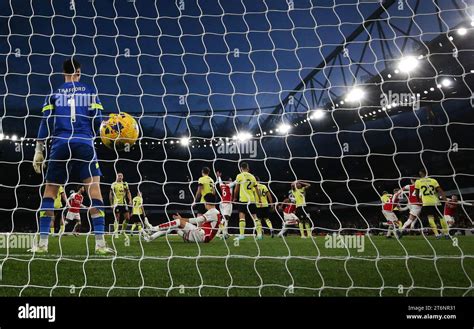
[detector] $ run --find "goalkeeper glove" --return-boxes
[33,142,45,174]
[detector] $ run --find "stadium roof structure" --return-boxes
[0,0,472,142]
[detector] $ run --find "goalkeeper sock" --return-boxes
[239,220,245,236]
[131,223,137,232]
[255,219,262,237]
[305,222,312,237]
[298,222,305,237]
[440,217,449,235]
[428,217,439,236]
[39,198,54,247]
[59,223,65,235]
[265,218,273,230]
[50,226,54,234]
[137,224,142,231]
[91,199,106,248]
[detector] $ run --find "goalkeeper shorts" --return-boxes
[46,142,102,184]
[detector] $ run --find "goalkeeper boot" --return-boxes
[270,229,275,238]
[27,244,48,254]
[256,235,263,240]
[95,246,115,255]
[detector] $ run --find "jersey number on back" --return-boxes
[421,185,435,196]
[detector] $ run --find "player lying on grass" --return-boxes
[141,194,222,243]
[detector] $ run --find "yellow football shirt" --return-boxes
[380,194,390,204]
[257,184,269,208]
[235,172,257,203]
[54,186,64,209]
[293,187,306,207]
[198,175,214,202]
[415,177,440,206]
[111,181,129,205]
[132,196,143,215]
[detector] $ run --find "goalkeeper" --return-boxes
[32,58,113,254]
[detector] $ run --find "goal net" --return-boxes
[0,0,473,297]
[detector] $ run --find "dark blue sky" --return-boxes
[0,0,469,136]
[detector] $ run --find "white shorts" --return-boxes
[444,215,455,226]
[283,213,299,225]
[408,204,422,217]
[180,222,205,243]
[66,211,81,221]
[220,202,232,217]
[382,210,398,223]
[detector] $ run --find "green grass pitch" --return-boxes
[0,234,472,297]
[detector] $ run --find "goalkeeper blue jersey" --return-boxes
[37,81,103,147]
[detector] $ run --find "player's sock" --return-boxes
[428,217,439,236]
[279,224,288,237]
[223,216,230,235]
[59,223,65,235]
[255,219,262,237]
[386,225,392,237]
[121,220,128,233]
[149,230,167,241]
[401,218,413,230]
[440,217,449,235]
[158,219,180,231]
[131,223,137,232]
[113,220,119,233]
[91,199,106,248]
[298,222,305,237]
[50,226,54,234]
[239,220,245,236]
[137,224,142,231]
[304,222,311,237]
[39,198,54,247]
[265,218,273,230]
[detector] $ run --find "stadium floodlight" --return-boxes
[277,124,291,134]
[397,56,419,73]
[345,87,365,103]
[180,137,190,146]
[233,132,252,142]
[457,27,467,36]
[309,109,325,120]
[441,78,452,87]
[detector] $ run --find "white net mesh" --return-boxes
[0,0,473,297]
